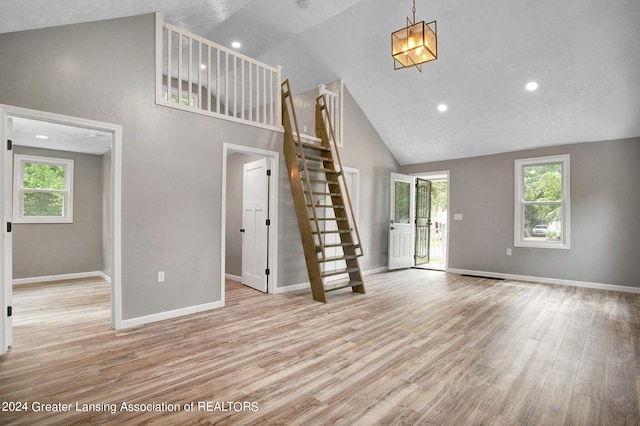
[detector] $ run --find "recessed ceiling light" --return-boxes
[437,104,448,112]
[35,134,48,139]
[231,41,241,49]
[525,81,539,92]
[200,64,207,70]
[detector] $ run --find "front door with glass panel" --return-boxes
[388,173,415,270]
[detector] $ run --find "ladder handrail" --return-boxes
[281,80,326,260]
[316,94,363,257]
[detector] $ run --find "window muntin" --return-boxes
[14,154,74,223]
[515,154,569,249]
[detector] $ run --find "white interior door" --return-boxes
[0,110,13,354]
[242,158,268,292]
[388,172,415,270]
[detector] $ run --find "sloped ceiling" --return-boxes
[1,0,639,164]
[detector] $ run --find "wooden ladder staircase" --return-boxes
[281,79,366,303]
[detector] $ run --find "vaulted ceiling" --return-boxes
[2,0,639,164]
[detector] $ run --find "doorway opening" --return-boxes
[1,105,122,355]
[221,143,279,304]
[414,173,448,271]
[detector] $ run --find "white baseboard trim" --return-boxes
[274,266,389,294]
[13,271,106,286]
[275,281,310,294]
[121,300,224,329]
[364,266,388,276]
[448,268,640,294]
[225,273,243,282]
[100,272,112,283]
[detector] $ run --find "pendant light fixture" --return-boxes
[391,0,438,72]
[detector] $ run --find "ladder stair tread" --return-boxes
[297,153,332,162]
[312,229,351,235]
[305,178,331,184]
[321,242,358,249]
[325,280,364,293]
[318,254,358,263]
[296,140,331,151]
[322,268,360,278]
[304,190,341,197]
[307,204,344,209]
[300,166,340,174]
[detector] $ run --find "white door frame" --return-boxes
[0,104,123,356]
[221,143,279,303]
[1,110,12,354]
[411,170,450,271]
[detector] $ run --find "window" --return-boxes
[13,154,74,223]
[515,154,569,249]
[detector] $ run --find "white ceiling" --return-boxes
[11,117,112,155]
[2,0,639,164]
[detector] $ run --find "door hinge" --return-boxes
[265,219,271,226]
[266,169,271,176]
[7,139,12,150]
[7,306,12,317]
[6,222,11,233]
[265,268,270,276]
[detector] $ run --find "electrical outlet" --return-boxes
[157,271,165,283]
[506,248,512,256]
[454,213,463,221]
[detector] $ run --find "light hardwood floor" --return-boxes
[1,270,640,425]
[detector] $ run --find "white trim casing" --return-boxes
[1,107,9,354]
[13,154,74,223]
[514,154,570,249]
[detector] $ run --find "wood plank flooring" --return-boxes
[1,270,640,425]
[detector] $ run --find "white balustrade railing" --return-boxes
[318,82,343,147]
[155,14,282,131]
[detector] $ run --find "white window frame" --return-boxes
[13,154,74,224]
[514,154,570,249]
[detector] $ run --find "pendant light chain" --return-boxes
[412,0,416,23]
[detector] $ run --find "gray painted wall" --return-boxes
[401,138,640,288]
[12,146,103,279]
[0,14,399,318]
[225,152,262,278]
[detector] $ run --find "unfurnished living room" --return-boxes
[1,0,639,424]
